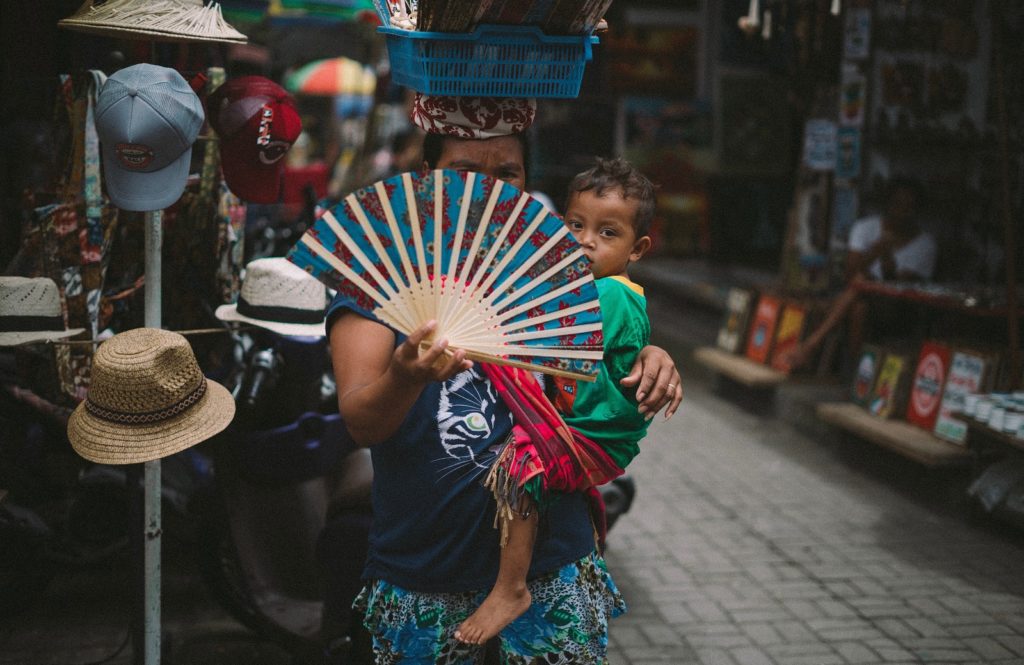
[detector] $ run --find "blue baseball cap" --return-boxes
[95,64,205,212]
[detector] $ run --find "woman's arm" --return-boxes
[330,313,471,446]
[619,344,683,420]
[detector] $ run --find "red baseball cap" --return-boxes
[208,76,302,204]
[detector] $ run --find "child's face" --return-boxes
[564,189,651,279]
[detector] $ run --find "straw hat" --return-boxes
[0,277,85,346]
[59,0,248,44]
[68,328,235,464]
[215,257,329,337]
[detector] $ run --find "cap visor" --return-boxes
[220,146,284,204]
[102,142,192,212]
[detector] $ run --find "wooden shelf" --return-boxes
[693,346,787,389]
[966,419,1024,454]
[816,402,971,467]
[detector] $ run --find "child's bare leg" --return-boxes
[455,502,537,644]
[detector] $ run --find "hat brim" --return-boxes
[215,303,326,338]
[0,327,86,346]
[67,378,235,464]
[220,145,285,204]
[101,141,192,212]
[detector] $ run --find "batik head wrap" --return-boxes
[410,93,537,139]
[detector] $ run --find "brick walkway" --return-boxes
[604,382,1024,665]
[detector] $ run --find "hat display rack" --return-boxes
[57,4,247,664]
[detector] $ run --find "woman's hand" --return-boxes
[332,314,471,446]
[389,320,472,385]
[620,345,682,420]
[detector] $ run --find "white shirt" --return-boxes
[847,215,937,281]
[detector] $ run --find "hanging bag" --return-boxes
[5,71,120,401]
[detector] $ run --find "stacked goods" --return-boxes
[374,0,604,98]
[409,0,613,34]
[716,288,754,354]
[851,344,882,407]
[744,295,782,364]
[963,393,1024,440]
[769,302,807,373]
[906,341,952,431]
[933,350,992,443]
[868,352,912,418]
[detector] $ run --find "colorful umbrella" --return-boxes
[284,57,377,97]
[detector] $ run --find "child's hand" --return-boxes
[391,320,473,384]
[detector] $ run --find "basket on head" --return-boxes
[67,328,235,464]
[59,0,248,44]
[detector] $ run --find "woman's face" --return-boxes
[432,135,526,191]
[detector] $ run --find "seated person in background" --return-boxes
[783,177,937,372]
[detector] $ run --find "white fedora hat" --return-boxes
[0,277,85,346]
[215,257,329,337]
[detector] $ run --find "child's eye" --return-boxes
[566,220,583,231]
[599,228,618,238]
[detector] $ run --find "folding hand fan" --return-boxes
[286,169,603,381]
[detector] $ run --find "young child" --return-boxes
[456,156,655,644]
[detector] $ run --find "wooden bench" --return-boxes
[693,346,787,389]
[816,402,972,467]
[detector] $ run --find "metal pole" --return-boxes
[142,209,162,664]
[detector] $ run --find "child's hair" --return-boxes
[566,157,656,237]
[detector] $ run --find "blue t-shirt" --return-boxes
[327,294,595,593]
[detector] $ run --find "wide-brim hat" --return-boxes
[0,276,85,346]
[68,328,235,464]
[215,257,328,337]
[59,0,248,44]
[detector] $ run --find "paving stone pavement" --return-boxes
[602,377,1024,665]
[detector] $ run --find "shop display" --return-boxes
[769,302,807,372]
[963,392,1024,439]
[286,169,603,380]
[934,350,991,444]
[906,340,952,431]
[868,351,911,418]
[851,343,882,407]
[716,287,754,354]
[744,294,781,364]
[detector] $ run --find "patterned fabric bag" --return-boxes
[4,72,120,401]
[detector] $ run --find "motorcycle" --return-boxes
[190,327,374,664]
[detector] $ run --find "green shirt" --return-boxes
[552,275,651,470]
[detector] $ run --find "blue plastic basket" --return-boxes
[380,24,598,99]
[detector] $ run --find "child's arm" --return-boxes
[329,312,471,446]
